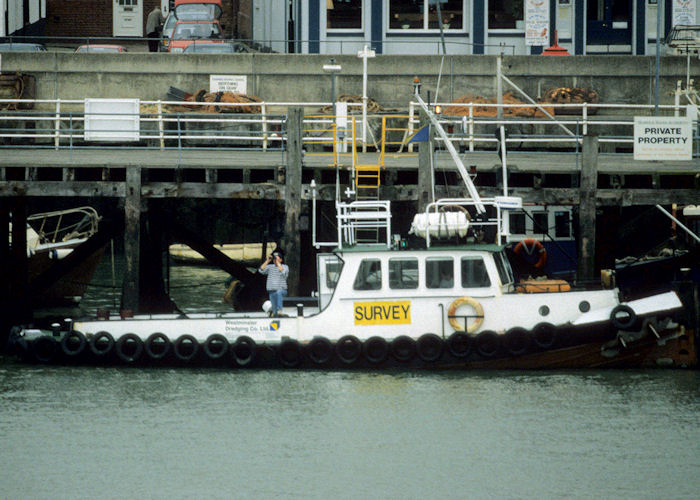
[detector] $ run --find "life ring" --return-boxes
[447,297,485,333]
[232,336,256,367]
[446,331,473,358]
[32,336,58,363]
[363,336,389,364]
[513,239,547,270]
[503,327,532,356]
[278,338,303,368]
[89,331,114,357]
[335,335,362,364]
[475,330,500,358]
[307,337,333,365]
[610,304,636,330]
[173,334,199,362]
[115,333,143,363]
[416,333,444,362]
[203,333,229,360]
[61,330,87,358]
[391,335,416,362]
[532,323,558,349]
[145,332,171,360]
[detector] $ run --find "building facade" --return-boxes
[241,0,699,55]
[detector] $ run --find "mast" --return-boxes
[413,92,486,214]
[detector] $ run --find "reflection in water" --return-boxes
[0,365,698,499]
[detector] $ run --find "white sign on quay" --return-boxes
[210,75,247,94]
[633,116,693,161]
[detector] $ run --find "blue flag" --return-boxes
[406,125,430,144]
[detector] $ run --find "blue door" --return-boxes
[587,0,632,46]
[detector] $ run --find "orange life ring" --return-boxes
[513,239,547,270]
[447,296,484,333]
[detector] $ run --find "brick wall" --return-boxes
[45,0,234,39]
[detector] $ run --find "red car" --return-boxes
[168,20,223,53]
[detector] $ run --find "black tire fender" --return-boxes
[476,330,500,358]
[232,336,256,367]
[203,333,229,360]
[173,334,199,362]
[61,330,87,358]
[532,323,558,349]
[115,333,143,363]
[446,331,473,358]
[278,338,303,368]
[416,333,444,362]
[363,336,389,364]
[89,331,115,357]
[391,335,416,362]
[145,332,171,360]
[335,335,362,364]
[503,327,532,356]
[610,304,636,330]
[32,335,59,363]
[307,337,334,364]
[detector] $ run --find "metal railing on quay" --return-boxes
[0,99,697,158]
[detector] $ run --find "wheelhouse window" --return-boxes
[389,0,464,31]
[327,0,363,30]
[389,258,418,289]
[495,252,515,285]
[461,257,491,288]
[353,258,382,290]
[326,261,343,289]
[488,0,523,29]
[426,257,454,289]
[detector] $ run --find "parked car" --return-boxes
[168,20,223,53]
[75,44,128,53]
[0,42,46,52]
[183,41,248,53]
[173,0,223,21]
[159,12,178,52]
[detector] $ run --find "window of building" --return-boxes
[389,258,419,289]
[554,211,571,238]
[426,257,454,289]
[461,257,491,288]
[532,212,548,235]
[327,0,363,30]
[510,212,526,234]
[389,0,464,31]
[488,0,523,29]
[353,259,382,290]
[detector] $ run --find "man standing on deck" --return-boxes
[259,250,289,317]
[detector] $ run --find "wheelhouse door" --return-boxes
[113,0,143,37]
[586,0,632,51]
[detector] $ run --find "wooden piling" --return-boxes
[123,166,141,313]
[579,135,598,282]
[282,107,303,295]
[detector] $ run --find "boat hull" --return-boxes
[9,319,695,370]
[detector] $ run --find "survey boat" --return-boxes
[8,94,695,369]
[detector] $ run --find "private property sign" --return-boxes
[633,117,693,160]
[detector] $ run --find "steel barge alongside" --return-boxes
[7,94,698,371]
